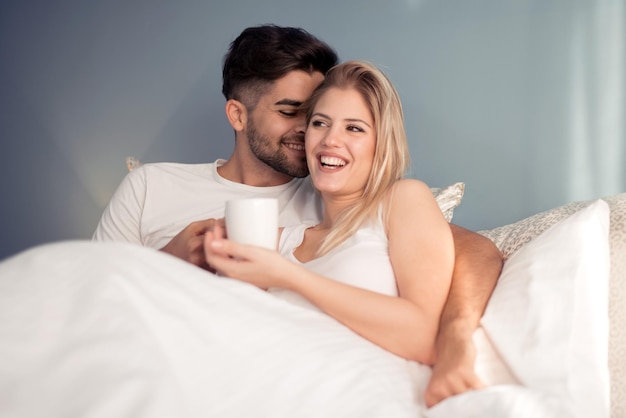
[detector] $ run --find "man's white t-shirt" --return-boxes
[93,160,323,250]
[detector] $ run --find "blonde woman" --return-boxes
[204,61,454,365]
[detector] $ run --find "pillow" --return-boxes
[125,156,142,172]
[480,193,626,417]
[124,157,464,222]
[479,198,596,260]
[478,200,611,417]
[430,182,465,223]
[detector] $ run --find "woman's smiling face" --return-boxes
[305,87,376,200]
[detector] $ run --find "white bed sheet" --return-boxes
[0,241,429,418]
[0,227,606,418]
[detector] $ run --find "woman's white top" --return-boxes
[269,216,398,310]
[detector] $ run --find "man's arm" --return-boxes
[93,164,220,270]
[424,223,503,407]
[93,169,145,244]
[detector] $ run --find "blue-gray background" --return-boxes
[1,0,624,260]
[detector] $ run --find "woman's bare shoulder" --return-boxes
[390,178,433,199]
[382,179,437,224]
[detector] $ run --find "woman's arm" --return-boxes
[204,181,454,364]
[385,179,455,364]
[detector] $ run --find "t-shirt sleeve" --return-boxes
[92,167,147,244]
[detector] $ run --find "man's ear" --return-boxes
[225,99,248,132]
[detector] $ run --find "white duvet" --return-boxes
[0,200,610,418]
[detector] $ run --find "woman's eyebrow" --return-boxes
[311,112,372,128]
[345,118,372,128]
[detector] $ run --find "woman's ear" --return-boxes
[225,99,247,132]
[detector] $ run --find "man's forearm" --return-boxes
[441,223,502,334]
[423,224,503,407]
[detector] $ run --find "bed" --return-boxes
[0,190,623,418]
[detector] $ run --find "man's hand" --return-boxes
[160,219,223,270]
[424,325,485,407]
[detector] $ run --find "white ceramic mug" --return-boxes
[224,198,279,250]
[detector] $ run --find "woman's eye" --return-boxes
[347,125,364,133]
[311,120,328,127]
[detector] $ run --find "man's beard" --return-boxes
[247,122,309,178]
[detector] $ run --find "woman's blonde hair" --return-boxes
[305,60,411,256]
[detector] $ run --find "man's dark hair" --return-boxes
[222,24,338,108]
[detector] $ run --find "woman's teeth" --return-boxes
[320,156,346,168]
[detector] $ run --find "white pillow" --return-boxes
[478,199,611,417]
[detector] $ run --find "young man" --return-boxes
[93,24,502,406]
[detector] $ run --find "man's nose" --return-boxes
[294,113,307,135]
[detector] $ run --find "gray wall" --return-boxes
[1,0,624,260]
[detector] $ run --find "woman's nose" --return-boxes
[321,127,341,147]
